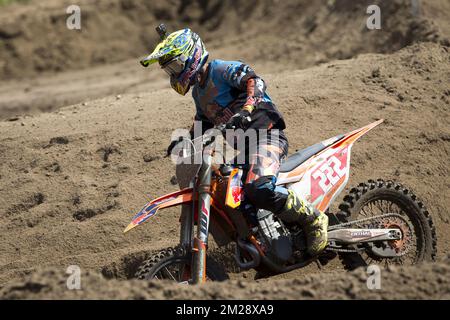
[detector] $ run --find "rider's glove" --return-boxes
[226,109,252,130]
[166,136,185,157]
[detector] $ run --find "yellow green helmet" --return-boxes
[140,26,209,95]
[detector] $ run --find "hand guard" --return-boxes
[166,136,185,157]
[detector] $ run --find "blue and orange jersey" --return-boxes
[191,59,284,130]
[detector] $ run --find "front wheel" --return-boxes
[337,179,437,270]
[135,246,229,282]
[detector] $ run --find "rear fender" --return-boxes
[281,119,383,212]
[334,119,384,149]
[124,188,193,233]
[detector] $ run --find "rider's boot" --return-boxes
[277,190,329,256]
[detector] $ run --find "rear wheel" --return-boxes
[337,179,437,270]
[135,246,229,282]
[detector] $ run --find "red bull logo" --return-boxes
[226,168,243,209]
[231,186,243,203]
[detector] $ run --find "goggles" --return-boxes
[160,54,188,77]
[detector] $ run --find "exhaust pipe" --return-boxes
[234,239,315,274]
[234,239,261,270]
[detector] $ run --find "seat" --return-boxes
[279,134,344,173]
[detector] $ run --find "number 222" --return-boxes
[312,156,346,193]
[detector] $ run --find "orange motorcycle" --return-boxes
[124,119,437,283]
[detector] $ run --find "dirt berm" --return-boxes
[1,258,449,299]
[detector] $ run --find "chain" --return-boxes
[328,213,406,230]
[326,246,362,253]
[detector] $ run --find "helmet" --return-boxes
[140,27,209,95]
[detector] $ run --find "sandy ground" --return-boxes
[1,258,449,299]
[0,0,449,299]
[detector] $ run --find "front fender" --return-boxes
[123,188,193,233]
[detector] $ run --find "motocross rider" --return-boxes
[140,26,328,256]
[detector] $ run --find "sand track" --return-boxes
[0,0,449,299]
[1,258,449,299]
[0,42,449,294]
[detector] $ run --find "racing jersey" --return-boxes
[191,59,286,133]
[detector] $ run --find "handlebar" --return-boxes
[180,122,246,158]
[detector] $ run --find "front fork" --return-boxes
[179,152,212,284]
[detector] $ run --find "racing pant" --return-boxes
[237,129,289,214]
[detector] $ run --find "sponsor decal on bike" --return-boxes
[199,201,210,238]
[226,168,244,208]
[201,201,209,217]
[232,186,242,203]
[350,230,372,238]
[310,147,348,203]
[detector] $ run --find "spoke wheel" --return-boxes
[337,179,437,270]
[135,246,229,283]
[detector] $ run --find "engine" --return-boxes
[256,209,293,262]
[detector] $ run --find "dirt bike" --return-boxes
[124,119,437,283]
